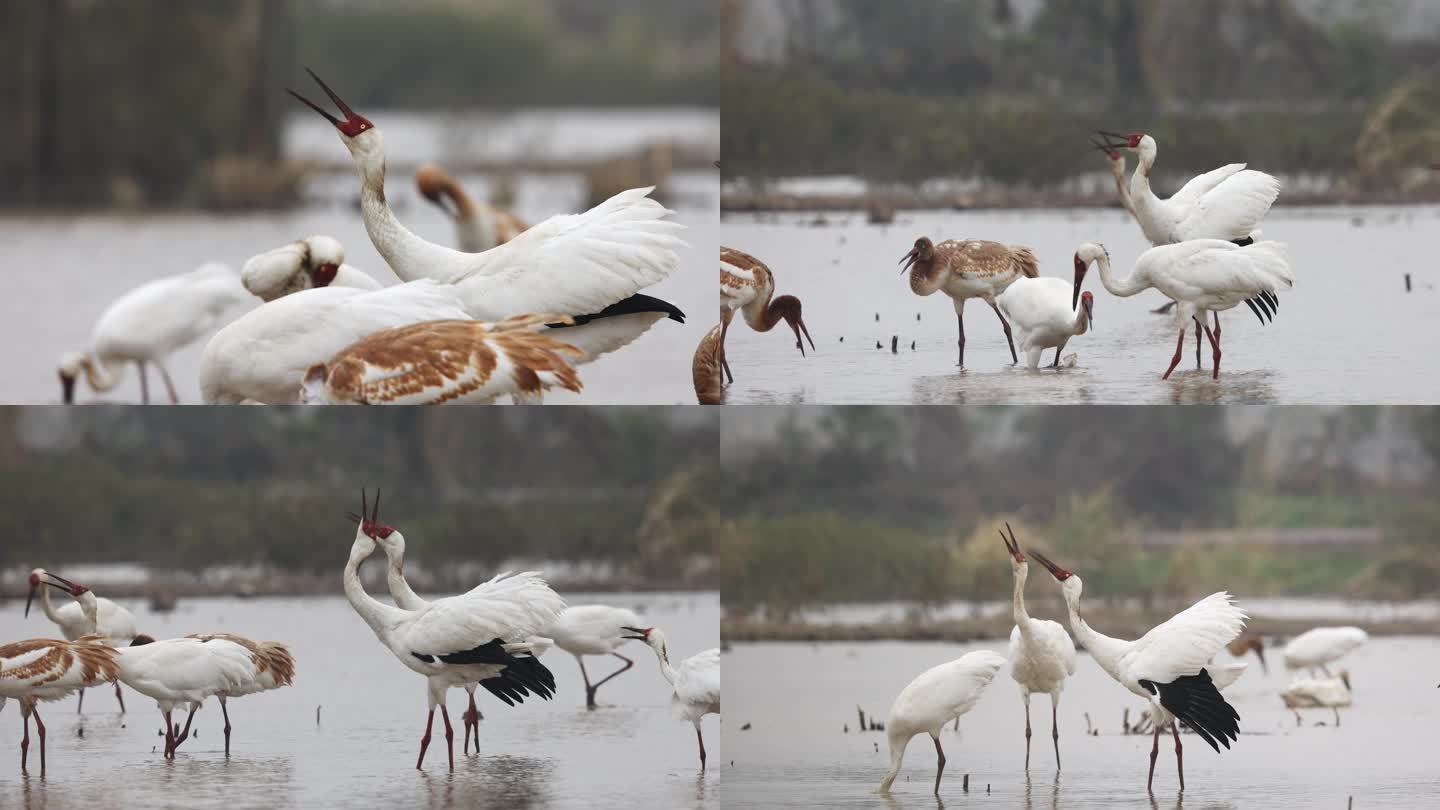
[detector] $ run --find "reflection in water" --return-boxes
[1023,772,1061,810]
[415,755,554,810]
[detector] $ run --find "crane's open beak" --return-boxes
[289,68,372,138]
[1082,295,1095,329]
[999,522,1024,563]
[1072,255,1088,311]
[620,626,652,641]
[1028,550,1073,582]
[1095,130,1130,148]
[791,319,815,356]
[25,572,74,616]
[1089,136,1122,160]
[899,249,919,274]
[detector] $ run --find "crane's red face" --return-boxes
[1029,550,1073,582]
[1081,291,1095,327]
[620,626,653,641]
[999,522,1024,563]
[288,68,374,139]
[347,488,396,540]
[310,263,339,288]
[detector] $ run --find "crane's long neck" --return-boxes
[646,638,679,686]
[742,294,783,332]
[1070,305,1090,336]
[343,543,406,641]
[879,732,908,794]
[354,141,465,284]
[380,544,428,612]
[38,582,68,626]
[1109,159,1137,219]
[1061,594,1127,680]
[1011,564,1034,640]
[1092,250,1147,299]
[908,260,946,297]
[1128,144,1158,212]
[81,357,124,393]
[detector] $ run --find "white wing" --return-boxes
[1282,627,1368,668]
[402,571,566,656]
[1169,163,1248,207]
[449,187,686,321]
[93,263,251,358]
[1140,239,1293,308]
[888,650,1005,734]
[996,277,1072,334]
[674,648,721,710]
[1122,592,1247,684]
[1174,170,1280,241]
[95,598,138,642]
[1209,661,1248,691]
[546,605,643,652]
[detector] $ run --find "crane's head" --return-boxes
[621,625,668,660]
[1072,242,1107,311]
[289,69,383,172]
[57,351,87,404]
[305,235,345,289]
[770,296,816,357]
[1097,130,1144,150]
[1029,549,1084,608]
[998,522,1026,573]
[899,237,935,274]
[347,487,396,542]
[415,163,461,219]
[1080,290,1095,330]
[26,570,92,618]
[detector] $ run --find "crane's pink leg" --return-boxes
[930,732,946,794]
[954,301,967,367]
[1023,694,1032,771]
[1202,322,1221,380]
[1172,721,1185,791]
[1194,323,1202,369]
[76,687,85,714]
[137,361,151,405]
[718,319,734,384]
[114,682,126,713]
[440,706,455,771]
[19,705,30,772]
[1146,723,1161,792]
[462,693,474,754]
[578,656,595,709]
[32,706,47,775]
[162,709,175,758]
[416,708,435,770]
[588,653,635,708]
[696,722,708,771]
[1161,329,1187,379]
[170,706,198,752]
[988,301,1018,364]
[157,364,179,404]
[1052,698,1061,771]
[219,697,232,756]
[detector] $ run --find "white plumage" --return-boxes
[0,634,120,773]
[1031,550,1245,791]
[1281,672,1352,725]
[290,70,686,366]
[623,626,719,769]
[57,262,252,403]
[1098,132,1280,246]
[199,280,471,404]
[341,491,564,770]
[241,235,382,302]
[118,636,256,758]
[546,605,644,708]
[1282,627,1368,675]
[995,277,1095,369]
[1073,240,1294,379]
[879,650,1006,795]
[26,569,137,712]
[998,525,1076,770]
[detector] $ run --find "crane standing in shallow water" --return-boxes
[899,237,1038,368]
[622,626,719,770]
[719,247,814,383]
[877,650,1006,795]
[998,525,1076,770]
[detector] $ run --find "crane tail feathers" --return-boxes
[1142,669,1241,755]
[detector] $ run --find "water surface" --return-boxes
[720,206,1440,404]
[0,592,719,809]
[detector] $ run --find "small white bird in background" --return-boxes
[341,490,564,770]
[1031,549,1244,793]
[546,605,644,709]
[1071,240,1294,379]
[1281,671,1352,726]
[0,634,120,774]
[200,280,472,404]
[26,568,137,712]
[998,525,1076,770]
[241,235,382,302]
[290,70,688,365]
[1282,627,1368,676]
[57,262,251,403]
[877,650,1006,795]
[300,315,583,405]
[995,279,1095,370]
[621,626,719,770]
[415,162,529,253]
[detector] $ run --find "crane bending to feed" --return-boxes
[58,263,251,404]
[1071,240,1293,379]
[719,247,814,383]
[342,490,563,770]
[289,69,687,365]
[415,162,529,253]
[241,235,382,302]
[878,650,1006,795]
[995,279,1095,370]
[999,525,1076,770]
[547,605,645,710]
[26,567,136,712]
[1030,549,1245,793]
[899,237,1038,367]
[621,626,719,770]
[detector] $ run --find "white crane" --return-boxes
[1134,657,1249,735]
[1071,240,1293,379]
[57,262,251,403]
[1030,549,1245,792]
[341,490,563,770]
[415,162,528,253]
[26,568,137,712]
[546,605,644,709]
[877,650,1005,795]
[719,247,814,383]
[199,280,471,404]
[998,525,1076,770]
[241,235,382,302]
[363,512,557,757]
[1093,131,1281,248]
[995,278,1095,370]
[1282,627,1368,676]
[621,626,719,770]
[0,635,120,774]
[899,237,1038,367]
[290,70,688,364]
[1281,671,1352,726]
[186,634,296,755]
[300,315,583,405]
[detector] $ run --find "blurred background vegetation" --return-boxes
[720,406,1440,618]
[721,0,1440,194]
[0,408,719,592]
[0,0,718,208]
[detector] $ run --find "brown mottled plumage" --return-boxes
[188,634,296,687]
[415,163,528,251]
[693,324,723,405]
[2,637,119,773]
[719,246,814,383]
[900,236,1039,366]
[304,315,583,405]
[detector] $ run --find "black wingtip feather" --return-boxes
[552,293,687,327]
[423,638,559,707]
[1140,669,1241,754]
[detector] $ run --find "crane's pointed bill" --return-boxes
[1082,294,1095,329]
[304,67,360,121]
[1029,550,1072,581]
[1088,136,1121,159]
[287,88,340,127]
[1072,255,1088,311]
[899,249,918,273]
[793,320,816,355]
[619,626,650,640]
[372,487,381,524]
[24,583,35,617]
